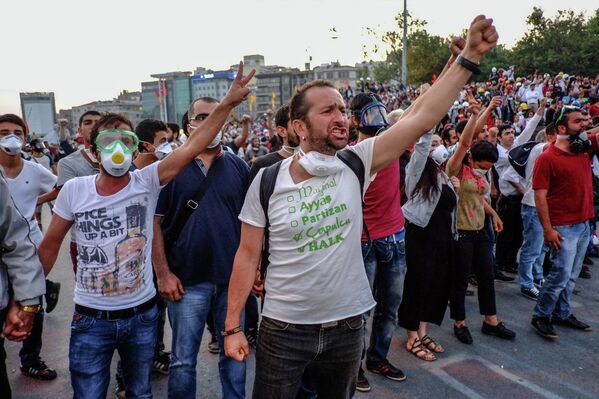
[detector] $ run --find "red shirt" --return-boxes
[589,103,599,119]
[532,136,598,226]
[362,159,405,241]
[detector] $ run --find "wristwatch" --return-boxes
[19,304,42,313]
[456,55,481,75]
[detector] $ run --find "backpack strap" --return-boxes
[258,160,282,279]
[336,149,371,243]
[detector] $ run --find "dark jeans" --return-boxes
[1,307,10,399]
[495,194,523,271]
[450,229,497,321]
[361,232,406,364]
[19,309,44,367]
[254,315,364,399]
[156,296,167,353]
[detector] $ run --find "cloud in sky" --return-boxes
[1,0,595,114]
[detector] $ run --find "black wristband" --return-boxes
[456,55,481,75]
[221,326,243,337]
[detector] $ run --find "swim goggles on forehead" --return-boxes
[554,105,582,126]
[359,95,389,128]
[95,129,139,154]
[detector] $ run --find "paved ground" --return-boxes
[6,211,599,398]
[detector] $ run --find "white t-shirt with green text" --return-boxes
[239,138,377,324]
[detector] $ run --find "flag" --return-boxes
[271,92,276,109]
[250,95,256,112]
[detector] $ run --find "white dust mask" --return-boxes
[100,142,132,177]
[207,131,223,149]
[430,145,449,166]
[154,142,173,160]
[0,134,23,156]
[298,149,344,177]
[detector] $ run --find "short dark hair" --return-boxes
[471,141,499,163]
[0,114,27,134]
[290,80,335,121]
[274,104,290,128]
[188,97,219,118]
[78,110,101,127]
[545,123,556,136]
[181,112,189,131]
[555,106,582,127]
[90,113,134,151]
[498,124,514,137]
[167,122,180,133]
[135,119,167,150]
[455,120,468,134]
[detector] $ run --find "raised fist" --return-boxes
[462,15,498,63]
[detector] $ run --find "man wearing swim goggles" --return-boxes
[39,61,255,398]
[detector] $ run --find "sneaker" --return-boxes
[153,350,170,375]
[494,271,515,282]
[208,335,220,354]
[531,316,558,339]
[520,286,540,301]
[356,367,371,392]
[579,265,591,279]
[115,372,126,399]
[45,280,61,314]
[552,314,592,331]
[533,278,545,288]
[454,324,473,344]
[20,360,57,380]
[366,359,406,382]
[481,321,516,340]
[465,289,475,296]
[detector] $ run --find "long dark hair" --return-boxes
[412,157,440,202]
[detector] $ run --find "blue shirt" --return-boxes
[155,152,249,285]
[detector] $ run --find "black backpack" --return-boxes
[508,141,537,178]
[257,149,369,279]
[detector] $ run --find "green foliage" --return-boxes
[364,7,599,83]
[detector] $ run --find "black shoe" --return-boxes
[208,334,220,354]
[552,314,592,331]
[465,289,475,296]
[356,367,371,392]
[366,359,406,382]
[153,350,170,375]
[520,286,540,301]
[115,372,126,399]
[481,321,516,340]
[20,360,57,380]
[494,271,515,282]
[454,324,473,344]
[45,280,61,314]
[583,256,593,265]
[531,317,558,339]
[579,265,591,279]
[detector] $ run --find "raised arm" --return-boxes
[475,96,501,133]
[157,62,255,185]
[234,114,251,149]
[371,16,498,173]
[514,97,546,146]
[446,101,482,176]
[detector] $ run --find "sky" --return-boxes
[1,0,597,114]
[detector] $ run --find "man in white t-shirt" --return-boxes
[0,113,59,382]
[224,16,500,397]
[38,62,255,398]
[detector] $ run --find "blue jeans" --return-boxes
[518,205,548,289]
[167,283,246,399]
[534,222,589,319]
[254,315,364,399]
[361,231,406,364]
[69,305,158,399]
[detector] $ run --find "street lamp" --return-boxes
[402,0,407,84]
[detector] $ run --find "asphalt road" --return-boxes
[6,210,599,398]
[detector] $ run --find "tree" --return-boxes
[364,12,449,85]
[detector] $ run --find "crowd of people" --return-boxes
[0,14,597,399]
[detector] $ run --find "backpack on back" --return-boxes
[508,141,537,178]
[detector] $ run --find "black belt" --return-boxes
[269,314,364,329]
[75,297,156,321]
